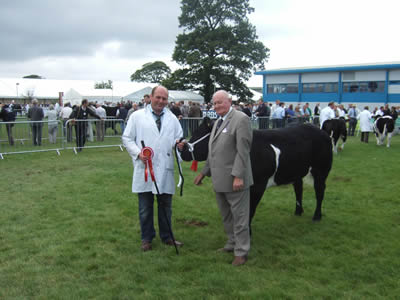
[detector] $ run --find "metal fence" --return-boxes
[0,115,324,158]
[0,118,124,158]
[178,116,319,138]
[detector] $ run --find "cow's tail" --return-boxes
[383,123,387,137]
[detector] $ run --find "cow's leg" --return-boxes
[249,183,267,233]
[293,179,304,216]
[340,132,347,151]
[376,133,381,145]
[312,174,327,221]
[331,138,337,154]
[387,132,392,147]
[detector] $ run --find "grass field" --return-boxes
[1,134,400,299]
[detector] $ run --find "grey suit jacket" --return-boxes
[202,109,253,192]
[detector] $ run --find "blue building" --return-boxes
[255,62,400,108]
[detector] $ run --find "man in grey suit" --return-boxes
[194,90,253,266]
[27,98,44,146]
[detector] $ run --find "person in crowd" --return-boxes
[358,106,373,143]
[194,90,253,266]
[313,103,320,125]
[241,102,252,117]
[142,94,151,107]
[188,102,202,135]
[286,104,295,116]
[302,103,312,122]
[319,102,335,128]
[116,103,128,134]
[293,105,304,123]
[348,104,358,136]
[69,99,101,152]
[390,106,398,121]
[270,99,280,117]
[27,98,44,146]
[122,86,185,252]
[60,103,73,142]
[383,104,390,116]
[272,102,285,128]
[127,103,138,121]
[95,103,107,142]
[86,102,96,142]
[254,99,270,129]
[180,100,189,118]
[337,104,346,119]
[180,100,189,138]
[170,102,182,119]
[188,102,202,117]
[46,105,58,144]
[0,103,16,145]
[374,106,384,117]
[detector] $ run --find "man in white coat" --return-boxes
[122,86,184,251]
[319,102,336,128]
[358,106,372,143]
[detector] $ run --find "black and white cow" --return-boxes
[181,118,333,227]
[374,115,395,147]
[321,119,347,154]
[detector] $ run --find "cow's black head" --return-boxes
[180,117,213,162]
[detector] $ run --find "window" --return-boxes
[267,84,298,94]
[302,82,338,93]
[342,81,384,93]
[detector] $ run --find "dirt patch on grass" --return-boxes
[331,176,352,182]
[176,218,208,227]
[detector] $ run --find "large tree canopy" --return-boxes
[130,61,171,83]
[23,74,43,79]
[171,0,269,102]
[94,80,113,89]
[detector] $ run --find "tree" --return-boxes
[171,0,269,102]
[130,61,171,83]
[94,80,113,89]
[23,74,43,79]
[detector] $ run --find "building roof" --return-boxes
[0,78,155,101]
[255,62,400,75]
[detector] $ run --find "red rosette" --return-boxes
[141,146,155,182]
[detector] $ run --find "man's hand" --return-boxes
[138,152,149,164]
[233,177,244,192]
[176,139,186,151]
[194,173,205,185]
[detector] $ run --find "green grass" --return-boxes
[0,135,400,299]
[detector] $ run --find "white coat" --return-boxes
[122,106,183,194]
[319,106,335,128]
[358,109,373,132]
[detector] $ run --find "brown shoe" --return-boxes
[164,240,184,247]
[141,241,152,252]
[232,255,248,266]
[217,248,234,253]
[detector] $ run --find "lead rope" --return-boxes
[175,138,185,196]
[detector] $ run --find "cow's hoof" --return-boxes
[295,209,303,216]
[312,215,322,222]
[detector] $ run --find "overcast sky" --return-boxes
[1,0,399,86]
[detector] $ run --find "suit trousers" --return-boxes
[215,188,250,257]
[361,132,369,143]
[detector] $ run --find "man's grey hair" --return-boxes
[214,90,232,100]
[32,98,38,104]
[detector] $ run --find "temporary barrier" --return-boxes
[63,118,124,154]
[1,114,320,159]
[0,118,125,158]
[0,120,64,158]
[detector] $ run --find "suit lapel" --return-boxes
[212,109,234,142]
